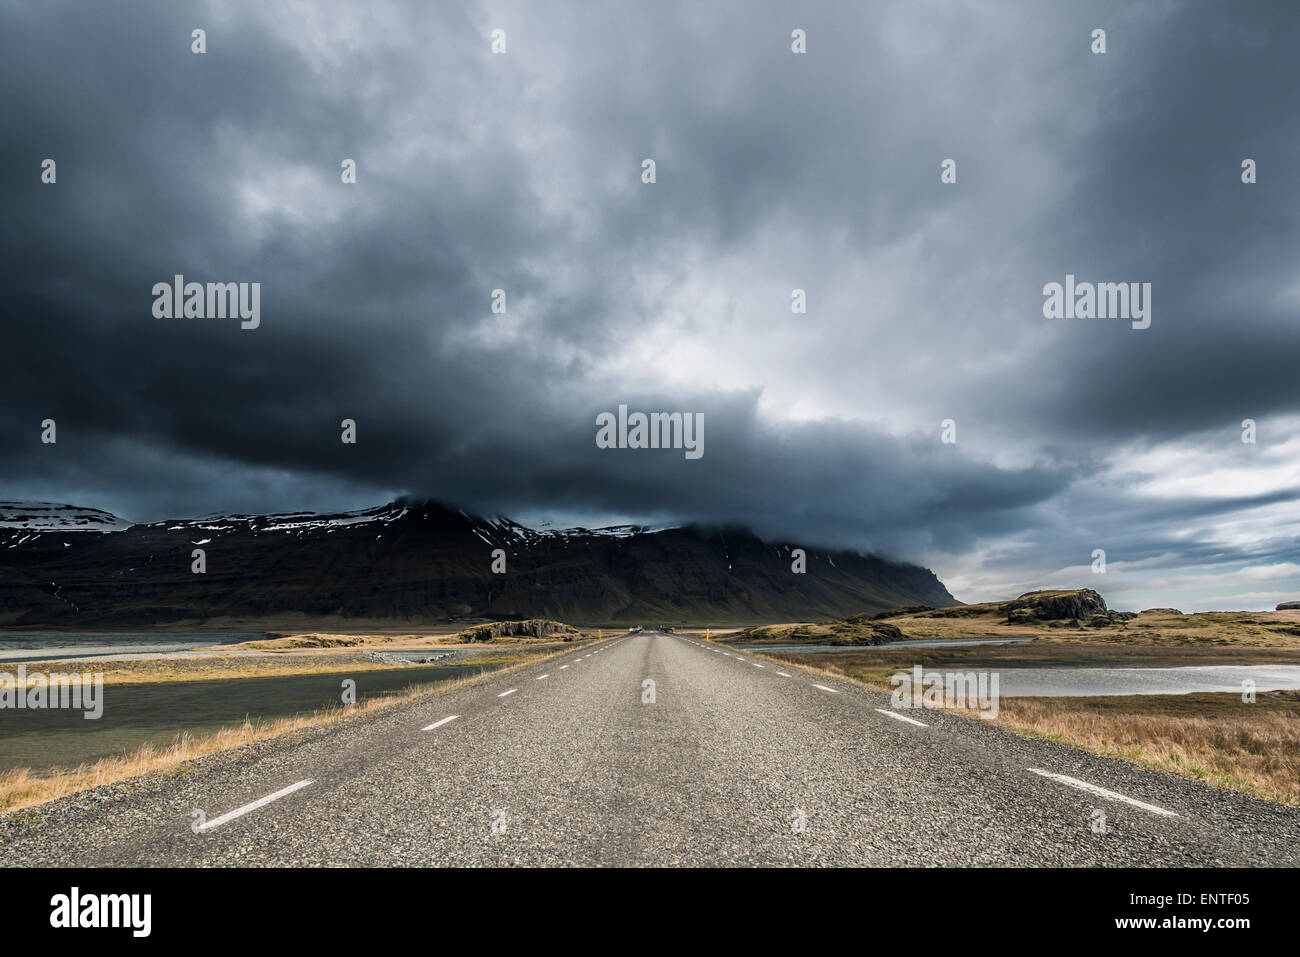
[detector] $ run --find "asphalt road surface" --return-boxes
[3,631,1297,866]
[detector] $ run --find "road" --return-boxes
[2,631,1297,866]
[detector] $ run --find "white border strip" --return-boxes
[1028,768,1178,817]
[875,708,928,727]
[197,780,313,832]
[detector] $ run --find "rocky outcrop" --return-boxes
[1084,611,1137,628]
[1276,601,1300,611]
[830,617,905,645]
[729,616,905,646]
[458,619,579,642]
[1003,589,1108,623]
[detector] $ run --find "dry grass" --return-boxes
[757,642,1300,688]
[12,629,597,686]
[222,633,443,651]
[882,606,1300,647]
[227,625,598,652]
[752,652,853,685]
[990,695,1300,806]
[753,649,1300,807]
[679,627,746,639]
[0,715,336,816]
[8,650,541,687]
[0,647,566,816]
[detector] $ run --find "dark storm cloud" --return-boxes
[2,0,1297,607]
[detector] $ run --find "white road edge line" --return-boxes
[421,714,460,731]
[498,689,518,697]
[812,684,839,693]
[1027,768,1179,817]
[196,780,313,832]
[874,708,928,728]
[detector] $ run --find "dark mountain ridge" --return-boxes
[0,500,958,627]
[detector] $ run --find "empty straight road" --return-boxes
[2,631,1297,866]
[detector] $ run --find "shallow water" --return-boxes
[0,663,491,773]
[979,664,1300,698]
[0,633,261,663]
[737,636,1036,653]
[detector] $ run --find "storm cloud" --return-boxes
[2,0,1297,610]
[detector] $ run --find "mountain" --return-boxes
[0,500,958,628]
[0,501,134,534]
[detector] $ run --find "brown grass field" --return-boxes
[738,602,1300,805]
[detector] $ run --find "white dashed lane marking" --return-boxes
[812,684,839,694]
[535,674,549,680]
[421,715,459,731]
[1028,768,1178,817]
[195,780,313,833]
[497,689,518,698]
[875,708,928,728]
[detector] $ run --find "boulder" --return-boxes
[1002,588,1107,622]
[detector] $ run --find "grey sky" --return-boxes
[2,0,1297,610]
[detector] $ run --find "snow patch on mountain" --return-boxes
[0,502,134,532]
[1,499,682,546]
[148,503,413,536]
